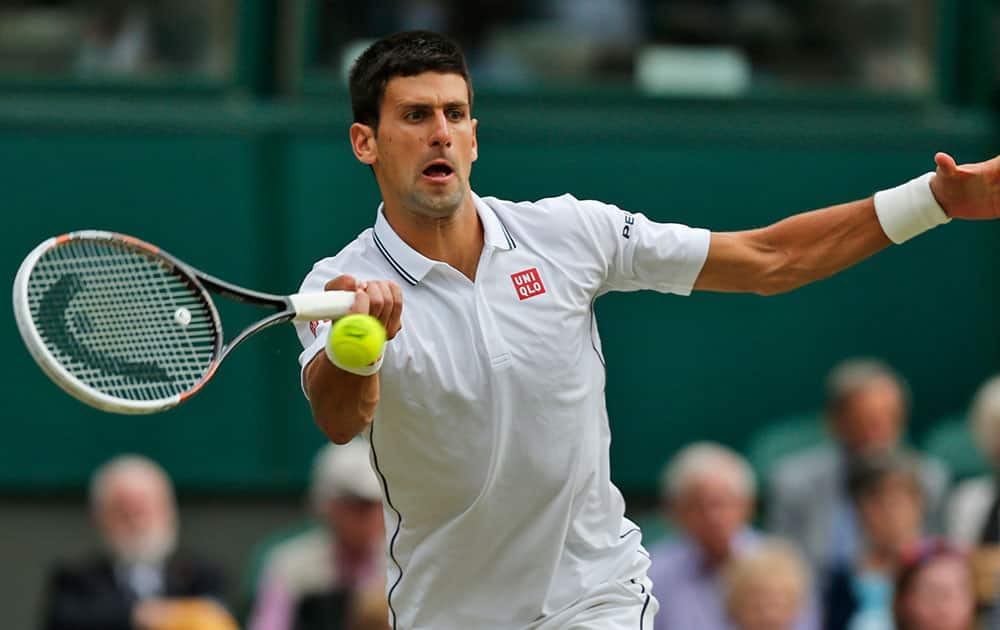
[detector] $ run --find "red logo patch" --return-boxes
[309,319,331,337]
[511,268,546,300]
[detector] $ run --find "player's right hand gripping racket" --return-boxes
[13,230,353,414]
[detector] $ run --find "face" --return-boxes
[672,474,752,563]
[834,377,906,452]
[327,496,384,555]
[95,469,177,564]
[858,473,924,553]
[351,72,477,220]
[898,557,975,630]
[731,576,802,630]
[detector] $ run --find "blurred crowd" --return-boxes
[39,360,1000,630]
[42,441,388,630]
[317,0,937,92]
[645,358,1000,630]
[0,0,950,94]
[0,0,233,78]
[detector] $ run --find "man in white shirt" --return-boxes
[295,30,1000,630]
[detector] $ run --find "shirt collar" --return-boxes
[371,192,516,286]
[473,193,518,251]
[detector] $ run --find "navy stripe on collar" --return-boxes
[498,217,517,249]
[373,231,418,286]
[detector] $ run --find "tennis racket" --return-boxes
[13,230,354,414]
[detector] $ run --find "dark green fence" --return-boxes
[4,92,998,496]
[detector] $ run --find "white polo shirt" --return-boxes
[295,193,710,629]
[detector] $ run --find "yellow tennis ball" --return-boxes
[328,314,386,369]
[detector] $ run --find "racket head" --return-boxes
[13,230,223,414]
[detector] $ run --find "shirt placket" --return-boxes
[473,248,512,370]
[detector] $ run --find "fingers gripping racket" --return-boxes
[13,230,353,414]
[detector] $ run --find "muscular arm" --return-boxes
[695,152,1000,295]
[304,275,402,445]
[694,197,891,295]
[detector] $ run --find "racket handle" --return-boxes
[288,291,356,321]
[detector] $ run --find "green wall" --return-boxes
[4,94,998,496]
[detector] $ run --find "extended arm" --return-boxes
[695,152,1000,295]
[695,197,889,295]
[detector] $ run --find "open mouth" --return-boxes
[422,162,454,182]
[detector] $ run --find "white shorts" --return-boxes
[532,574,659,630]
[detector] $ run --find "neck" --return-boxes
[862,538,913,572]
[697,537,737,570]
[384,194,483,281]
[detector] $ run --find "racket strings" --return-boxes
[33,241,211,400]
[26,239,219,401]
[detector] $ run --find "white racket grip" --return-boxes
[288,291,356,321]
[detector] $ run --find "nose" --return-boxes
[428,110,452,147]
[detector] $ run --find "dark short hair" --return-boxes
[824,357,910,421]
[348,31,473,130]
[846,450,922,504]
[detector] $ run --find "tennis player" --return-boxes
[295,31,1000,630]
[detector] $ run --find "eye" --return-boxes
[447,109,465,121]
[404,110,425,122]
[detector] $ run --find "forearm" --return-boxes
[305,353,380,444]
[755,197,891,293]
[696,197,891,295]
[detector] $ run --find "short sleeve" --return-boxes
[568,196,711,295]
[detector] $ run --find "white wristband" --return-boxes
[873,172,951,244]
[324,342,383,376]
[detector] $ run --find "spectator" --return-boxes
[247,440,386,630]
[946,374,1000,614]
[41,454,231,630]
[648,442,817,630]
[75,2,150,75]
[725,539,812,630]
[823,451,926,630]
[893,539,976,630]
[769,358,949,579]
[75,0,228,77]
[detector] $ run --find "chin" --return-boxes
[109,527,178,565]
[408,186,466,218]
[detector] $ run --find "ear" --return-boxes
[350,123,377,165]
[470,118,479,163]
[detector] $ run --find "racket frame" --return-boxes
[13,230,348,414]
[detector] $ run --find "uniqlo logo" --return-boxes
[511,268,546,300]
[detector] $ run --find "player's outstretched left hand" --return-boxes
[930,152,1000,220]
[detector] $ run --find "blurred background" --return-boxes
[3,1,999,629]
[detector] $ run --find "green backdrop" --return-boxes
[4,93,998,496]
